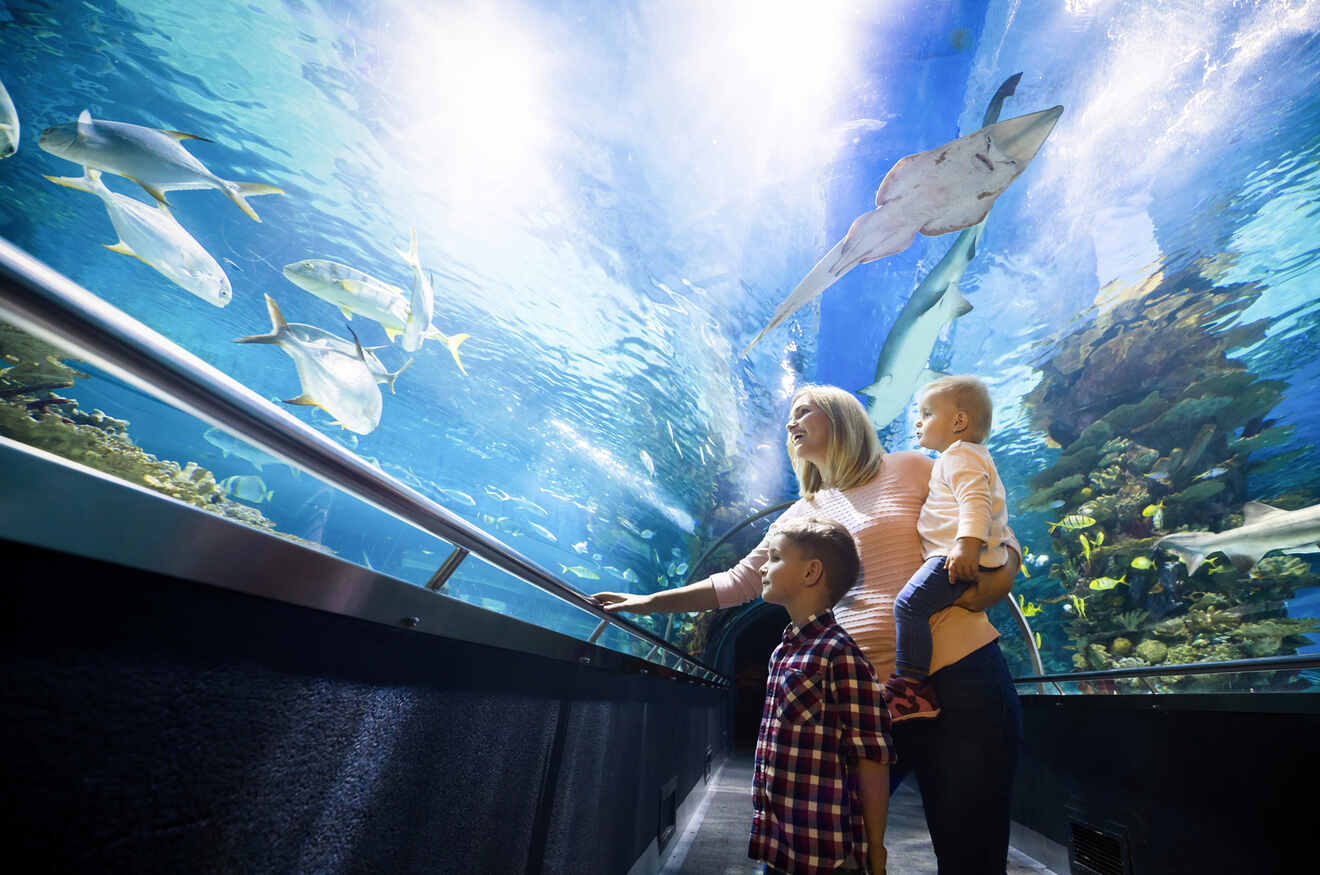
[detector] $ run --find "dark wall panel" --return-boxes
[1013,694,1320,874]
[0,541,728,874]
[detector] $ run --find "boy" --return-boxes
[751,516,892,875]
[882,375,1010,722]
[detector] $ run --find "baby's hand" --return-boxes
[946,537,984,585]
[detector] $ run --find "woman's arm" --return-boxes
[592,578,721,614]
[953,545,1020,611]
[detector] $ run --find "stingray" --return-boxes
[742,103,1063,355]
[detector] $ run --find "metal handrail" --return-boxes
[0,238,726,684]
[1012,653,1320,685]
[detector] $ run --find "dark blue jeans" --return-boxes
[888,641,1023,874]
[894,556,971,679]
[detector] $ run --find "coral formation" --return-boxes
[1020,267,1319,692]
[0,320,305,540]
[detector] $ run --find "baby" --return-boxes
[882,375,1010,722]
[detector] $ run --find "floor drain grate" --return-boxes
[1068,820,1129,875]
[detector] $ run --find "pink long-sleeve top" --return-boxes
[710,450,1019,678]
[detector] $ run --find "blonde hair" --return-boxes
[786,385,885,499]
[921,375,993,443]
[768,516,861,606]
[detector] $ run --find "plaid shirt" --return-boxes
[749,611,893,874]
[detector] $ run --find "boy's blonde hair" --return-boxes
[768,516,861,606]
[786,385,886,499]
[921,375,993,443]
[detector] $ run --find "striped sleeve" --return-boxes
[709,501,805,609]
[830,642,894,766]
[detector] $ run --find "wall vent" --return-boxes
[657,776,677,851]
[1068,820,1130,875]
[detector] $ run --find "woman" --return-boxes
[594,385,1023,874]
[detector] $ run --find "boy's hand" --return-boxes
[946,537,984,585]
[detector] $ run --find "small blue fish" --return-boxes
[1046,500,1065,509]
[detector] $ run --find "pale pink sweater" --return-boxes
[710,450,1019,678]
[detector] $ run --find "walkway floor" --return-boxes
[661,752,1054,874]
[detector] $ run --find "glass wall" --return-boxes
[1,0,1317,687]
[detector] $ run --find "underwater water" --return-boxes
[1,0,1318,685]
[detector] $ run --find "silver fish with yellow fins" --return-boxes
[38,110,284,221]
[234,295,382,435]
[0,76,18,158]
[44,167,231,307]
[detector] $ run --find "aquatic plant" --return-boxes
[0,320,307,542]
[1018,265,1320,692]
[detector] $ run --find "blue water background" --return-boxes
[1,0,1318,663]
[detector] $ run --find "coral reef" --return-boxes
[0,320,300,539]
[1021,267,1319,692]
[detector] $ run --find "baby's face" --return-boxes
[915,391,961,452]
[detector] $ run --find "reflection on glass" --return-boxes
[2,1,1319,692]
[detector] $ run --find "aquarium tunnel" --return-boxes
[2,0,1319,872]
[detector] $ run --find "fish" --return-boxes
[572,541,589,555]
[219,473,274,503]
[1046,499,1066,509]
[281,258,473,374]
[1069,594,1088,619]
[1016,594,1042,617]
[1156,500,1320,575]
[527,521,557,543]
[272,324,412,394]
[559,564,601,581]
[640,449,655,477]
[1148,581,1165,594]
[1034,631,1042,649]
[1088,575,1127,591]
[1079,534,1091,563]
[432,485,476,506]
[621,568,639,584]
[202,426,291,473]
[1048,514,1096,533]
[741,103,1063,354]
[282,258,411,339]
[43,168,231,307]
[1194,467,1228,480]
[233,295,382,435]
[0,76,18,158]
[856,74,1024,426]
[1041,594,1069,603]
[640,529,655,539]
[486,485,512,501]
[859,282,973,428]
[1141,500,1165,518]
[38,110,283,221]
[1144,470,1171,484]
[397,227,434,353]
[1130,556,1156,570]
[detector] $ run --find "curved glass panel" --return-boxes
[2,1,1318,689]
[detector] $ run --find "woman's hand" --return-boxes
[952,548,1019,612]
[591,591,654,614]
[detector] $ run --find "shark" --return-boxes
[38,110,284,222]
[0,76,17,158]
[234,295,383,435]
[1156,500,1320,574]
[858,73,1023,429]
[44,167,232,307]
[742,101,1062,355]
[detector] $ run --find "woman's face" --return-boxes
[786,396,830,463]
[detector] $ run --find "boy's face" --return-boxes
[915,390,964,452]
[760,532,818,606]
